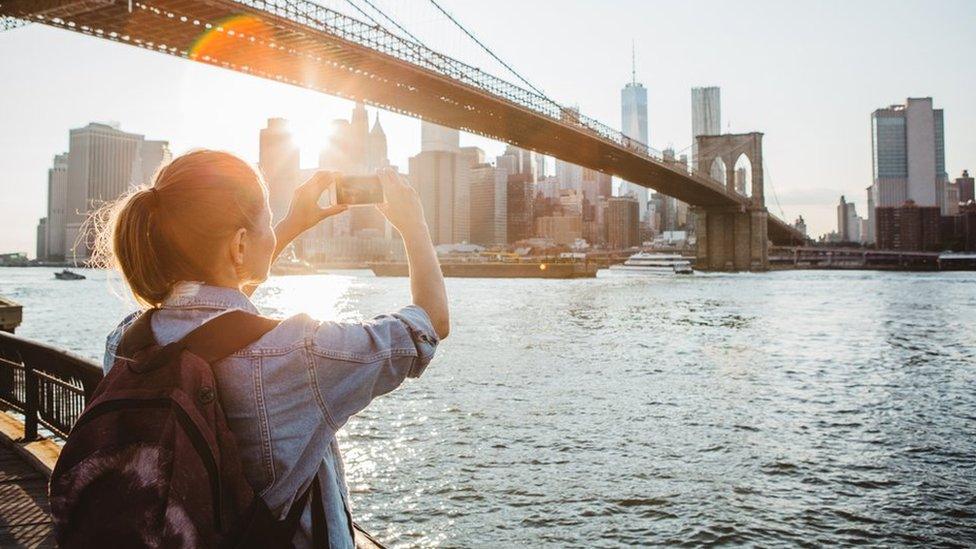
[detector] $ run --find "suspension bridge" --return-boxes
[1,0,807,270]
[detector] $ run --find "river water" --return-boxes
[1,267,974,547]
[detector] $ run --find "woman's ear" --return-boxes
[230,227,248,267]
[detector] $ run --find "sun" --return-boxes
[290,119,335,166]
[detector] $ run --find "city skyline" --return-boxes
[1,0,974,255]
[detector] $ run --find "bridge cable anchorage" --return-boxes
[424,0,550,100]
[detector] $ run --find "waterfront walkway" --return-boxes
[0,444,53,548]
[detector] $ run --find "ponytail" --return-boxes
[91,150,268,309]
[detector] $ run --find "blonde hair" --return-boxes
[91,150,268,308]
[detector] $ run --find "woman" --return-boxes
[95,149,449,547]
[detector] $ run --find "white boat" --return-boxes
[608,252,694,275]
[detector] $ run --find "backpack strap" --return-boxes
[179,310,281,364]
[118,309,280,368]
[117,309,158,358]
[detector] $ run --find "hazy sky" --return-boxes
[1,0,974,254]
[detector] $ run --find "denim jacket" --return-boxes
[103,282,439,548]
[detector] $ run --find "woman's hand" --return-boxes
[277,171,348,238]
[375,168,427,236]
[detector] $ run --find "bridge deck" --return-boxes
[0,445,54,548]
[0,0,804,244]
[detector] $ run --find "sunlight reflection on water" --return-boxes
[253,272,359,321]
[1,267,974,547]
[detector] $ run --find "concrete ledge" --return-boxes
[0,412,60,477]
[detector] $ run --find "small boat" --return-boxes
[607,252,694,275]
[54,269,86,280]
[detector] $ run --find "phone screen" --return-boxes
[336,175,383,205]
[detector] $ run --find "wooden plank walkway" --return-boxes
[0,445,54,548]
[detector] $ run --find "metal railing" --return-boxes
[0,331,103,440]
[241,1,664,149]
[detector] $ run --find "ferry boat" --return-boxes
[937,252,976,271]
[370,260,597,279]
[54,269,86,280]
[607,252,694,275]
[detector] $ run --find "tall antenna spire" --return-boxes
[631,40,637,84]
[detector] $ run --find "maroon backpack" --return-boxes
[49,309,327,548]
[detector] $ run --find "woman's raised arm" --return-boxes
[376,168,450,339]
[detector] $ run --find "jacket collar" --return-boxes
[162,281,259,314]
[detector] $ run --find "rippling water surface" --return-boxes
[2,267,975,547]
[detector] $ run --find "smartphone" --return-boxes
[336,175,384,206]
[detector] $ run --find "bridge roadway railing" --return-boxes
[234,0,715,179]
[5,0,735,200]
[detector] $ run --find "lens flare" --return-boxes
[188,14,272,60]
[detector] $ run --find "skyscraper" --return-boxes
[621,76,648,145]
[45,153,69,260]
[409,151,467,245]
[691,86,721,165]
[315,103,389,245]
[943,180,961,217]
[469,163,507,246]
[607,196,639,250]
[580,167,612,214]
[367,115,389,174]
[506,174,535,243]
[421,121,460,153]
[838,195,852,241]
[735,166,748,195]
[64,122,146,259]
[794,216,808,237]
[555,158,583,193]
[837,196,861,242]
[496,146,537,244]
[137,140,172,186]
[259,118,300,223]
[956,169,974,204]
[868,98,948,241]
[36,218,47,261]
[620,49,649,222]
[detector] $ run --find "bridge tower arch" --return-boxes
[693,132,769,271]
[696,132,764,207]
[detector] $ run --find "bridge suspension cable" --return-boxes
[423,0,550,101]
[338,0,383,30]
[352,0,424,45]
[762,160,788,220]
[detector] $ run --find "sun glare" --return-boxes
[292,119,335,165]
[255,273,357,322]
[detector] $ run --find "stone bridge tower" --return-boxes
[693,132,768,271]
